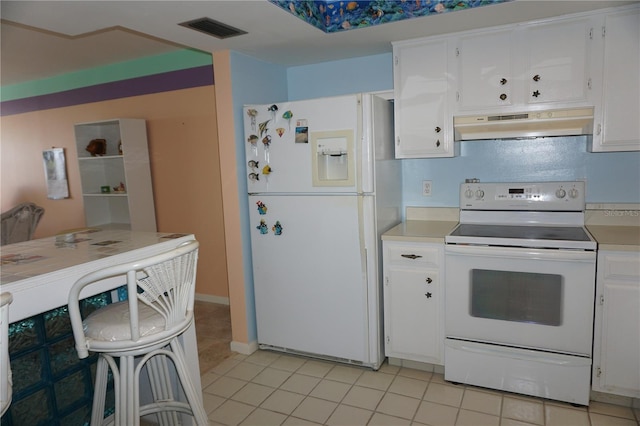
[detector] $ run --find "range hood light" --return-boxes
[453,107,594,141]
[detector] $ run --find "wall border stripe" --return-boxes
[1,65,214,116]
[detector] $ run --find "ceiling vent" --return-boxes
[179,17,247,39]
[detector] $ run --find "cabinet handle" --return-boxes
[532,90,541,98]
[500,78,507,85]
[435,126,441,133]
[401,254,422,259]
[533,74,541,82]
[499,93,507,101]
[425,292,432,298]
[426,277,433,284]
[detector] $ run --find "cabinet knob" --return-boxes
[401,254,422,260]
[532,90,541,98]
[426,277,433,284]
[435,126,441,133]
[425,292,432,298]
[499,93,507,101]
[500,78,508,85]
[533,74,541,82]
[435,140,441,147]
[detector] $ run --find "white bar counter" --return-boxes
[0,227,203,423]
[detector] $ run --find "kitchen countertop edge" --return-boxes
[382,220,458,243]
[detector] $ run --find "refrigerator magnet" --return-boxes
[256,201,267,215]
[258,120,270,137]
[272,221,283,236]
[276,127,285,137]
[283,110,293,130]
[295,120,309,143]
[249,173,260,182]
[268,104,278,120]
[247,109,258,131]
[256,219,269,234]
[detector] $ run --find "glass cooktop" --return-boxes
[449,224,592,242]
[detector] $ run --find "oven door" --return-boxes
[445,244,596,356]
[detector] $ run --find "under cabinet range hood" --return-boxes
[453,107,594,141]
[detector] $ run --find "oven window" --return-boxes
[470,269,563,326]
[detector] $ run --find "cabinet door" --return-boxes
[393,40,452,158]
[384,266,441,363]
[523,18,593,105]
[592,8,640,151]
[453,29,514,111]
[593,252,640,398]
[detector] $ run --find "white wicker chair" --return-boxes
[1,202,44,246]
[67,240,208,426]
[1,292,13,417]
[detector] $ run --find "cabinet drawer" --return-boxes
[385,243,440,267]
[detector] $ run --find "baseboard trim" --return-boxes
[230,340,259,355]
[195,293,230,305]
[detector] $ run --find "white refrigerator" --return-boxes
[244,93,401,369]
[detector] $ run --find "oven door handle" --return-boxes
[445,245,596,261]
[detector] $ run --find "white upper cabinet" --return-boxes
[452,28,515,111]
[590,6,640,152]
[451,16,595,114]
[393,38,454,158]
[522,18,593,106]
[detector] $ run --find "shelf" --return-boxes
[78,155,123,161]
[74,118,156,232]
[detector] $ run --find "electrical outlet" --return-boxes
[422,180,432,196]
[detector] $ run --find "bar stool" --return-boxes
[1,292,13,417]
[68,240,208,425]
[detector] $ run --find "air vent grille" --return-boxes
[179,17,247,39]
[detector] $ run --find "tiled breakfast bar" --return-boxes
[0,228,202,425]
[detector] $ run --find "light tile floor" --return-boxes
[195,303,640,426]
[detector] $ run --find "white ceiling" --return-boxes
[1,0,637,87]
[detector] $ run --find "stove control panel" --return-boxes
[460,181,585,211]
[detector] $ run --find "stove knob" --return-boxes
[475,189,485,199]
[569,188,579,198]
[464,188,474,199]
[556,188,567,199]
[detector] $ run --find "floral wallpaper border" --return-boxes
[268,0,512,33]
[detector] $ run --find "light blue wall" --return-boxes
[228,52,288,342]
[403,137,640,207]
[287,53,393,100]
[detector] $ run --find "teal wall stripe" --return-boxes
[1,49,213,102]
[1,65,214,116]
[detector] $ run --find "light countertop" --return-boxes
[585,205,640,251]
[381,206,639,249]
[586,225,640,252]
[382,220,458,243]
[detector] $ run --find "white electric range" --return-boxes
[444,180,597,405]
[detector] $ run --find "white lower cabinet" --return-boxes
[592,250,640,398]
[383,241,444,364]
